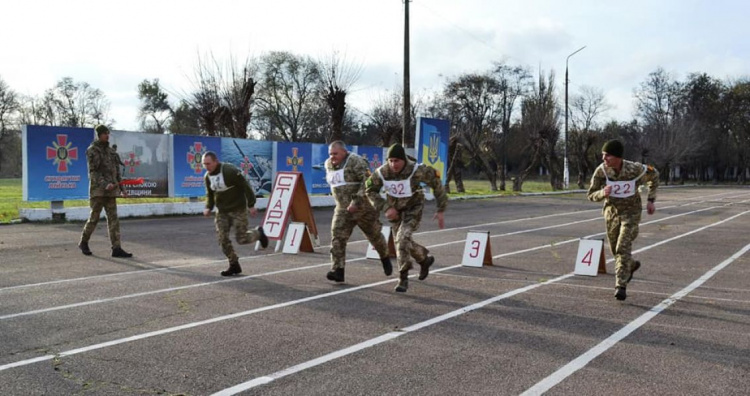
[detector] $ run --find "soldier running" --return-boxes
[202,152,268,276]
[587,139,659,301]
[366,143,447,292]
[325,141,392,283]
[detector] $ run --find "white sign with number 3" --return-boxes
[574,238,604,276]
[462,231,490,267]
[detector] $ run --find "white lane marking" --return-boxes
[207,210,750,395]
[1,190,741,293]
[0,203,723,321]
[0,204,745,374]
[210,274,575,396]
[520,240,750,396]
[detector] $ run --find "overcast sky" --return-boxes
[3,0,748,131]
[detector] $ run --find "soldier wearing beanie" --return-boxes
[365,143,448,293]
[587,139,659,301]
[78,125,133,258]
[324,141,393,283]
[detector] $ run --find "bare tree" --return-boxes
[137,79,172,133]
[46,77,111,127]
[517,70,562,191]
[319,51,362,143]
[0,76,21,174]
[254,51,323,142]
[492,63,532,189]
[569,85,611,187]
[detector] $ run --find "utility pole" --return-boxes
[564,45,586,190]
[402,0,411,147]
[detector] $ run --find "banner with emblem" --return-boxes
[415,117,450,185]
[109,131,169,197]
[170,135,223,197]
[22,125,91,201]
[276,142,314,194]
[354,146,386,175]
[221,138,273,197]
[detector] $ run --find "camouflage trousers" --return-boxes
[80,197,121,248]
[604,207,641,288]
[215,208,261,263]
[390,203,429,273]
[330,207,388,270]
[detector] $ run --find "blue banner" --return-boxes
[355,146,386,174]
[276,142,314,194]
[23,125,92,201]
[415,117,450,185]
[222,138,274,196]
[171,135,223,197]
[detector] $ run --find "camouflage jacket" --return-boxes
[587,159,659,215]
[325,152,373,209]
[86,139,122,197]
[204,162,256,213]
[365,159,448,213]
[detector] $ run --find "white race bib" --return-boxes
[606,179,636,198]
[383,179,413,198]
[326,168,347,188]
[208,165,230,192]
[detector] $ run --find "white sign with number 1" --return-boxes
[574,238,605,276]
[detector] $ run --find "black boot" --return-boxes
[221,261,242,276]
[418,255,434,280]
[257,226,269,249]
[626,261,641,283]
[326,268,345,282]
[111,247,133,258]
[394,271,409,292]
[380,257,393,276]
[78,242,92,256]
[614,286,627,301]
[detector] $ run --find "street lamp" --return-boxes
[564,45,586,190]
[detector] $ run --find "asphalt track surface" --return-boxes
[0,186,748,396]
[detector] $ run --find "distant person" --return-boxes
[202,152,268,276]
[366,143,447,293]
[324,141,392,283]
[78,125,133,258]
[587,139,659,301]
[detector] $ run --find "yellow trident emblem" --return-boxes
[428,133,440,164]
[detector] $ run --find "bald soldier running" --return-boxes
[325,141,392,283]
[366,143,447,293]
[588,139,659,301]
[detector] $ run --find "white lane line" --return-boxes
[520,240,750,396]
[0,203,745,374]
[207,209,750,395]
[210,274,575,396]
[1,190,740,293]
[0,203,722,321]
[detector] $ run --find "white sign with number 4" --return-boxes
[574,238,605,276]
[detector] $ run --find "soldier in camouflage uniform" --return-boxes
[78,125,133,258]
[202,152,269,276]
[587,140,659,301]
[325,141,392,283]
[366,143,448,292]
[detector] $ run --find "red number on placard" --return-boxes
[290,229,298,246]
[581,248,593,266]
[469,240,480,258]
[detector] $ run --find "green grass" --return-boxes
[0,179,188,223]
[0,177,562,224]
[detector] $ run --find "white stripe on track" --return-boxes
[207,209,750,395]
[1,190,743,293]
[520,240,750,396]
[0,203,724,321]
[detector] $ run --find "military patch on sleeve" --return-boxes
[365,178,373,188]
[647,165,654,172]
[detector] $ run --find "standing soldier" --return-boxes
[325,141,393,283]
[78,125,133,258]
[202,152,269,276]
[365,143,447,292]
[587,139,659,301]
